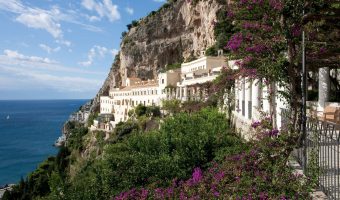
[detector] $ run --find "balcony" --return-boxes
[180,73,220,86]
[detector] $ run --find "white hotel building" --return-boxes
[231,62,340,139]
[92,55,226,131]
[95,55,340,136]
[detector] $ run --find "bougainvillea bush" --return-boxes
[114,118,313,199]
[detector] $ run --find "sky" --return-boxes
[0,0,166,100]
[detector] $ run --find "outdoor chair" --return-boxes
[316,106,340,124]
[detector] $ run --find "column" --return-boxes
[179,86,183,100]
[245,78,252,120]
[183,86,188,101]
[241,78,246,116]
[176,87,180,99]
[262,82,270,113]
[318,67,330,111]
[251,79,261,119]
[235,79,239,112]
[166,88,170,100]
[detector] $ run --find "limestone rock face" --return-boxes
[91,0,225,112]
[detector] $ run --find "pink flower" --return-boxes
[226,33,243,52]
[191,167,203,184]
[269,0,283,11]
[251,121,261,128]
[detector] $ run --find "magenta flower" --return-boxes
[226,33,243,52]
[270,129,279,136]
[319,47,326,54]
[141,188,148,199]
[192,167,203,184]
[259,192,268,200]
[213,191,220,197]
[180,191,187,200]
[251,121,261,128]
[291,25,301,37]
[214,171,225,182]
[245,44,267,54]
[269,0,283,11]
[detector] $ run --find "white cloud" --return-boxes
[15,10,62,38]
[81,0,120,22]
[55,39,72,47]
[0,0,25,13]
[0,0,64,39]
[87,15,100,22]
[39,44,61,54]
[0,65,102,92]
[0,50,105,93]
[3,49,56,64]
[125,7,134,15]
[0,51,105,75]
[0,0,103,40]
[79,45,118,67]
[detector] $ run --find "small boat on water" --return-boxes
[6,115,9,120]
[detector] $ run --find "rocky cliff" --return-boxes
[91,0,226,112]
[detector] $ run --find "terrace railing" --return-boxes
[289,112,340,200]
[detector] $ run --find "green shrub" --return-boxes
[66,126,88,151]
[214,8,235,50]
[161,99,181,114]
[101,108,244,196]
[205,45,218,56]
[165,62,181,71]
[121,31,127,38]
[114,121,139,139]
[135,104,147,117]
[146,105,161,117]
[87,112,98,127]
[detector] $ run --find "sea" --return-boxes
[0,99,88,186]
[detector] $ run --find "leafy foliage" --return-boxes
[87,112,98,127]
[205,45,218,56]
[100,108,240,196]
[214,7,236,50]
[114,118,313,200]
[161,99,181,115]
[66,124,88,152]
[114,121,139,139]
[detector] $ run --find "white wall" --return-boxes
[100,96,114,114]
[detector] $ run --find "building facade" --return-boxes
[231,65,340,139]
[92,55,226,131]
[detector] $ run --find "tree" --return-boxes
[135,104,147,117]
[224,0,339,142]
[161,99,181,115]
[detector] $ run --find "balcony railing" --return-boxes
[283,108,340,200]
[182,74,218,85]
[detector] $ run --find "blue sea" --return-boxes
[0,100,88,186]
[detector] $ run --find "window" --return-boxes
[162,79,164,84]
